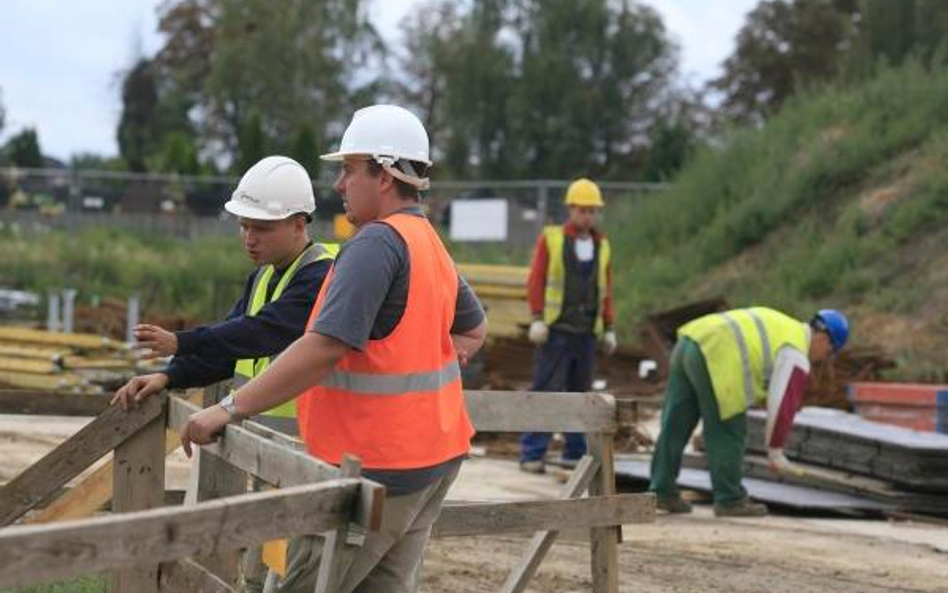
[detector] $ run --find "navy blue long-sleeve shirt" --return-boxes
[164,257,332,389]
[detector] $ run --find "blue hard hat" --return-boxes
[812,309,849,351]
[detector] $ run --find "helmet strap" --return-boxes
[375,156,430,190]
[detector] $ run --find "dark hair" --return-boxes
[366,159,428,199]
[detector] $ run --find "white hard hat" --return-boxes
[224,156,315,220]
[321,104,431,189]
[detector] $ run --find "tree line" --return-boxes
[3,0,948,181]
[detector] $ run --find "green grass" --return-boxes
[604,61,948,336]
[0,576,106,593]
[0,226,248,323]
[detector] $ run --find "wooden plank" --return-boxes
[169,398,340,487]
[28,393,203,525]
[0,370,86,391]
[0,480,360,590]
[588,433,620,593]
[0,393,166,526]
[159,558,235,593]
[501,455,599,593]
[0,357,59,374]
[26,428,183,524]
[0,345,68,361]
[188,383,247,587]
[431,494,654,537]
[314,456,362,593]
[111,411,166,593]
[0,326,124,351]
[464,391,617,433]
[0,390,110,416]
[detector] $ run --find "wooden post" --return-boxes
[189,383,247,587]
[110,404,166,592]
[314,455,363,593]
[587,432,619,593]
[500,455,599,593]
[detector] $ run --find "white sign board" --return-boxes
[449,199,509,242]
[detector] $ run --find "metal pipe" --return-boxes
[61,289,77,334]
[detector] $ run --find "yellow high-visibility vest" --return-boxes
[678,307,809,420]
[542,225,611,335]
[232,242,338,418]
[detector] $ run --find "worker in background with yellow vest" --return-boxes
[649,307,850,516]
[176,105,487,593]
[520,178,617,474]
[111,155,337,437]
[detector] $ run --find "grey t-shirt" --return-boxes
[310,207,484,495]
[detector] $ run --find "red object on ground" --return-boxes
[848,382,948,433]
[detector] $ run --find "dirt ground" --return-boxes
[2,415,947,593]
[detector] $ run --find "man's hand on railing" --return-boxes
[111,373,170,410]
[179,404,232,458]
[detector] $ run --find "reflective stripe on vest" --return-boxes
[718,309,773,408]
[541,225,611,335]
[678,307,809,420]
[320,359,461,395]
[297,213,474,469]
[232,242,338,418]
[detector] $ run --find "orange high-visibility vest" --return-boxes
[297,213,474,469]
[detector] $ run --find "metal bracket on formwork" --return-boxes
[126,293,140,345]
[46,291,61,333]
[61,289,77,334]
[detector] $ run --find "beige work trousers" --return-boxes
[264,462,460,593]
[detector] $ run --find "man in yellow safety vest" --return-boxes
[111,155,337,434]
[649,307,850,516]
[520,178,617,474]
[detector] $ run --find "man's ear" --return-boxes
[377,167,396,193]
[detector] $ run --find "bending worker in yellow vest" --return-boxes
[111,155,337,436]
[521,178,617,473]
[649,307,850,516]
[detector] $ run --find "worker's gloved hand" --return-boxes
[767,448,807,478]
[528,320,549,345]
[603,330,618,355]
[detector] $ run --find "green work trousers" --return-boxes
[649,337,748,505]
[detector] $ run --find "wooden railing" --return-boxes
[0,388,654,593]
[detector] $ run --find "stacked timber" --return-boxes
[0,326,135,392]
[457,263,530,338]
[746,407,948,492]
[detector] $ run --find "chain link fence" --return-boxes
[0,167,667,249]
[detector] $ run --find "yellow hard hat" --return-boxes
[563,178,604,207]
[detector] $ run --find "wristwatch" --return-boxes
[218,394,242,420]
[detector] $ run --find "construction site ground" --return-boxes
[2,414,946,593]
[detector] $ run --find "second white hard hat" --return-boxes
[224,156,315,220]
[321,104,431,189]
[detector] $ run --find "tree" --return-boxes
[4,129,43,168]
[202,0,381,171]
[844,0,948,76]
[117,59,160,172]
[0,87,5,137]
[288,123,320,179]
[236,110,265,175]
[710,0,859,124]
[395,0,680,179]
[509,0,679,178]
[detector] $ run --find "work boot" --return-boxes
[655,495,693,514]
[714,498,768,517]
[519,460,546,474]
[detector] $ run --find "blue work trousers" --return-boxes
[520,329,596,462]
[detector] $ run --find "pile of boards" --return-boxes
[741,407,948,515]
[0,326,135,392]
[616,406,948,516]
